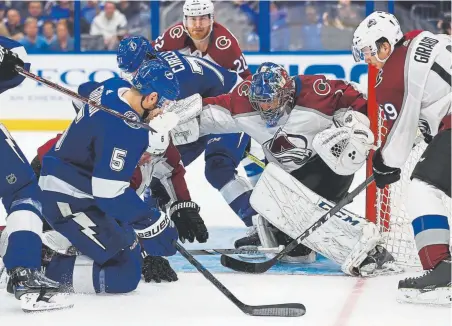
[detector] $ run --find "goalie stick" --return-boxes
[220,175,375,273]
[175,242,306,317]
[15,66,157,132]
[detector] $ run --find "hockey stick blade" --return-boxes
[221,175,375,273]
[188,247,281,256]
[175,242,306,317]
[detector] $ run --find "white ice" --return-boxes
[0,132,450,326]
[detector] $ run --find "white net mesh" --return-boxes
[374,112,451,268]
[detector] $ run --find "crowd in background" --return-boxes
[0,0,449,53]
[0,1,74,52]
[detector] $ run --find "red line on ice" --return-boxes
[332,278,366,326]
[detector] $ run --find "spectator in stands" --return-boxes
[90,1,127,50]
[48,1,72,21]
[300,5,323,50]
[5,9,24,41]
[27,1,46,30]
[438,12,451,35]
[324,0,363,30]
[117,0,141,21]
[49,19,74,52]
[0,3,9,37]
[82,1,99,24]
[42,20,56,46]
[19,17,48,53]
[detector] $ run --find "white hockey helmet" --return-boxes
[182,0,214,41]
[352,11,403,63]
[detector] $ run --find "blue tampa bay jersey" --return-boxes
[0,36,39,213]
[156,51,239,99]
[39,78,156,224]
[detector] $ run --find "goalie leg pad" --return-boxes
[250,163,382,275]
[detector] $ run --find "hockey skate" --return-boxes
[234,222,316,264]
[357,245,403,277]
[397,260,451,305]
[7,267,73,312]
[234,226,261,248]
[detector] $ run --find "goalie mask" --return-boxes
[249,62,294,128]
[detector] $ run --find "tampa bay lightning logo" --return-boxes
[165,71,174,80]
[129,41,137,51]
[124,111,141,129]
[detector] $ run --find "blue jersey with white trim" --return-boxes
[0,37,41,216]
[40,78,156,224]
[156,51,239,99]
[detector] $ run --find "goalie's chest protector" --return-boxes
[265,106,333,172]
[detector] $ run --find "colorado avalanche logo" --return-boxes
[367,19,377,28]
[215,36,232,50]
[169,26,184,39]
[313,79,331,96]
[375,69,383,87]
[264,128,313,169]
[237,81,251,97]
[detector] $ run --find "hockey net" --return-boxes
[365,66,450,268]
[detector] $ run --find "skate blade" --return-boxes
[21,292,74,312]
[397,287,452,306]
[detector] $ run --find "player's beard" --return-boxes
[141,96,154,122]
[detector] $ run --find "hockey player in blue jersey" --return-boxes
[39,60,204,293]
[0,37,72,312]
[117,36,257,227]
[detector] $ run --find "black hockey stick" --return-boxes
[175,242,306,317]
[15,66,157,132]
[220,175,375,273]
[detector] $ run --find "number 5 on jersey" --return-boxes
[110,148,127,171]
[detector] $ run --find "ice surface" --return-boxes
[0,132,450,326]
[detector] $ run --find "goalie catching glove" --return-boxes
[169,201,208,243]
[313,110,375,175]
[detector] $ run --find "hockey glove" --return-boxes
[372,148,401,189]
[169,201,208,243]
[134,212,178,256]
[142,255,178,283]
[0,45,24,80]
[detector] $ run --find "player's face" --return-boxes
[258,97,280,112]
[364,42,391,70]
[186,15,211,40]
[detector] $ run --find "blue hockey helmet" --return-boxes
[131,60,180,106]
[116,36,157,73]
[249,62,294,127]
